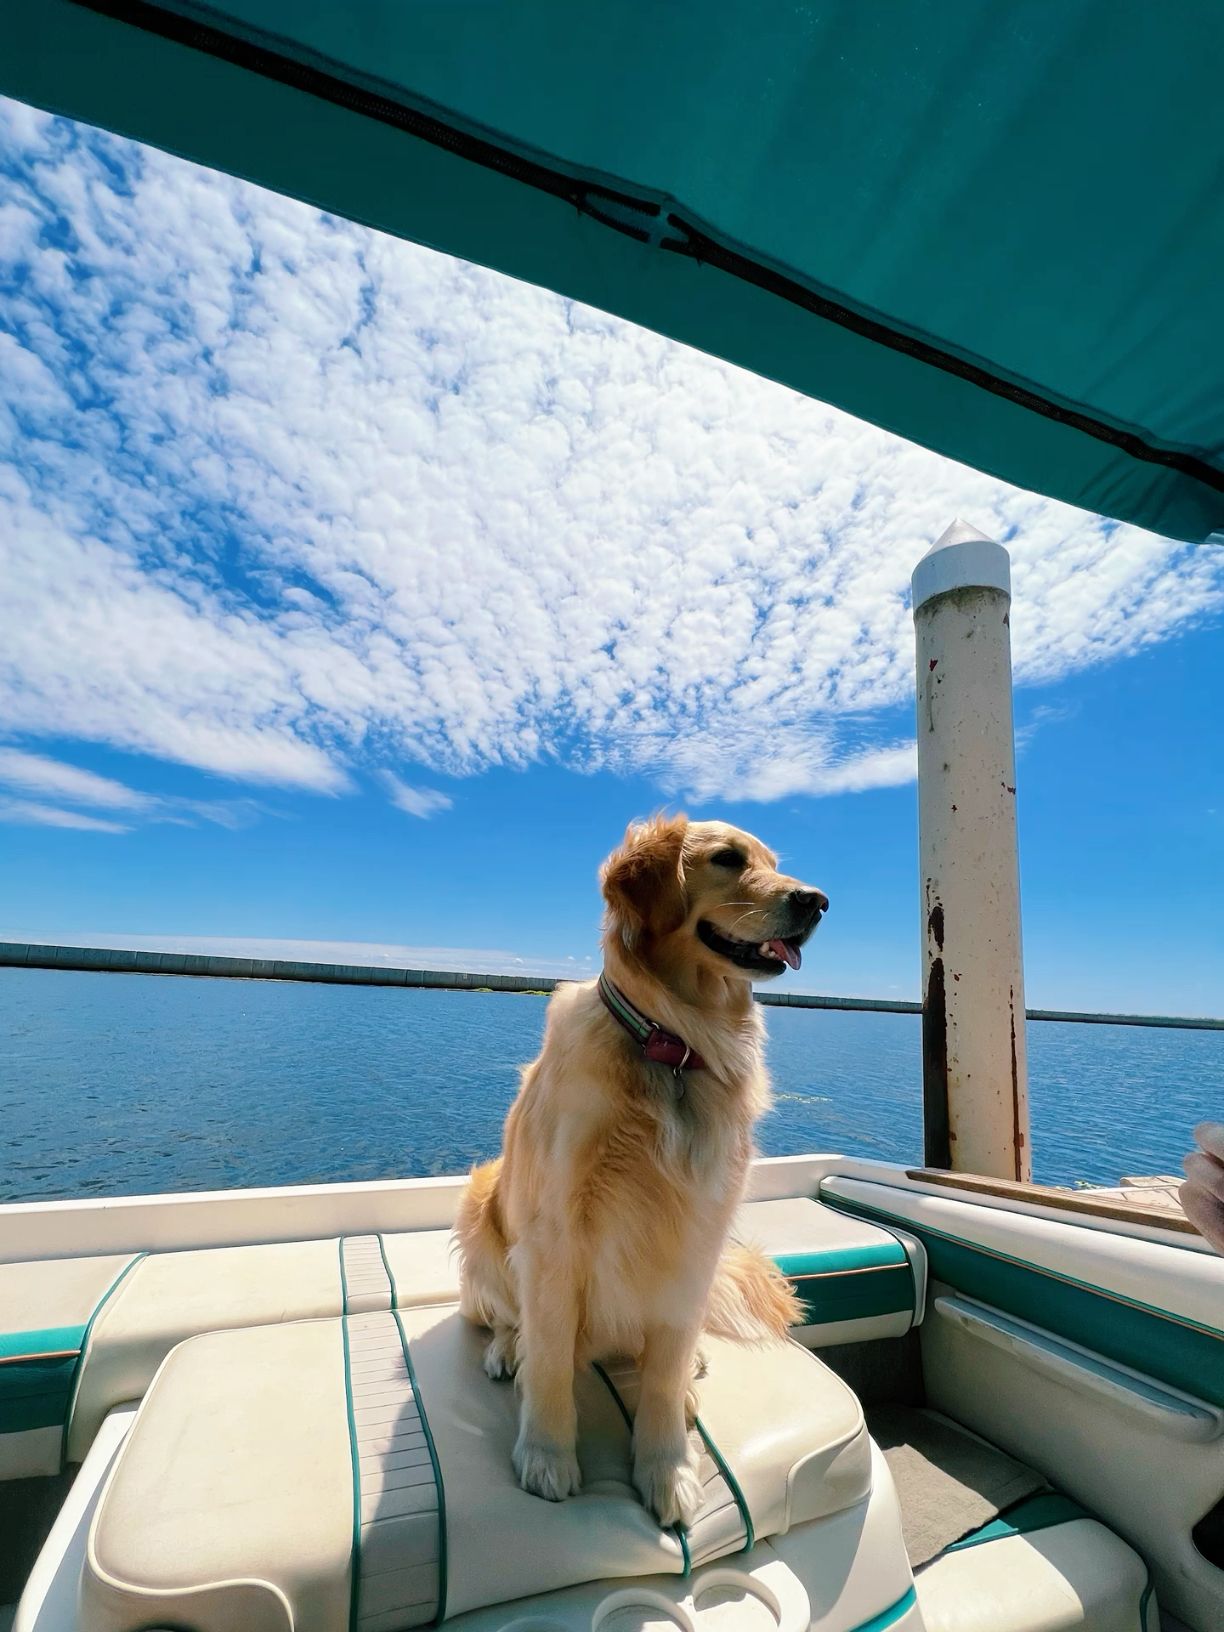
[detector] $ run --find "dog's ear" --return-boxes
[601,814,690,941]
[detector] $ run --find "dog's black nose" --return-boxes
[789,887,829,921]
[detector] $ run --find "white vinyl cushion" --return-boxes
[0,1254,136,1337]
[68,1238,346,1459]
[67,1230,458,1460]
[8,1201,907,1483]
[733,1196,925,1346]
[84,1320,351,1632]
[380,1229,460,1307]
[81,1304,872,1630]
[916,1519,1152,1632]
[0,1253,139,1479]
[734,1198,892,1260]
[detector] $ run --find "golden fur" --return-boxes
[456,814,826,1526]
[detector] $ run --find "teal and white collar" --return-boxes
[597,971,706,1073]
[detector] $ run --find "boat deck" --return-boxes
[0,1157,1217,1629]
[1072,1177,1188,1221]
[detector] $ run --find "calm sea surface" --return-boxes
[0,968,1218,1201]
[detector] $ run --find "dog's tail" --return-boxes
[702,1242,801,1343]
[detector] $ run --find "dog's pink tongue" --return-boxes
[765,938,802,971]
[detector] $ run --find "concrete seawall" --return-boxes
[0,940,917,1009]
[2,942,1221,1029]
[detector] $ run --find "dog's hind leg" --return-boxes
[456,1158,519,1336]
[482,1322,518,1381]
[457,1176,523,1380]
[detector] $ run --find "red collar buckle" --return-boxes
[643,1028,699,1071]
[598,971,706,1074]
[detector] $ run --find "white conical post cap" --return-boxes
[912,519,1011,612]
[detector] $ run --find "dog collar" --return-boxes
[597,971,706,1073]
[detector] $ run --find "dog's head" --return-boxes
[600,814,827,982]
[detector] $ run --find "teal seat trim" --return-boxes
[591,1361,694,1575]
[1140,1574,1156,1630]
[0,1325,85,1363]
[849,1584,917,1631]
[676,1521,692,1577]
[692,1413,754,1555]
[823,1194,1224,1408]
[771,1235,916,1328]
[394,1309,448,1625]
[0,1325,85,1434]
[789,1262,915,1327]
[338,1234,351,1315]
[592,1360,634,1429]
[773,1242,906,1278]
[376,1231,396,1304]
[339,1312,362,1632]
[60,1251,146,1468]
[943,1492,1091,1552]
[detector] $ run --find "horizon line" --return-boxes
[2,940,1221,1033]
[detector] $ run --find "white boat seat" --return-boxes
[79,1306,872,1630]
[734,1197,926,1346]
[2,1198,907,1479]
[0,1253,141,1483]
[915,1494,1154,1631]
[873,1403,1157,1632]
[65,1238,352,1462]
[0,1232,460,1477]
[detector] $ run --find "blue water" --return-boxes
[0,969,1217,1201]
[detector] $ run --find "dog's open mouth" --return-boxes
[697,921,805,973]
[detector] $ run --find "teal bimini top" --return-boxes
[5,1,1223,544]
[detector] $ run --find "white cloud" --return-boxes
[0,746,271,831]
[0,798,128,833]
[380,772,453,819]
[0,746,151,809]
[1,100,1221,807]
[171,797,269,831]
[1014,702,1076,755]
[632,722,918,804]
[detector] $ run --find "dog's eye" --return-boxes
[710,848,745,869]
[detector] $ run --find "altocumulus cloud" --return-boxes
[1,98,1221,811]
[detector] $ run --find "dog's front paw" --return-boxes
[513,1436,582,1502]
[634,1450,704,1529]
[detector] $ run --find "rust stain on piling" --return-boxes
[927,901,945,952]
[1009,991,1024,1180]
[923,954,952,1169]
[923,887,950,1168]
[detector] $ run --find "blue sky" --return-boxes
[1,97,1222,1014]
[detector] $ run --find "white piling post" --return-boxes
[912,521,1031,1181]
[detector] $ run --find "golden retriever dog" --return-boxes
[456,814,828,1527]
